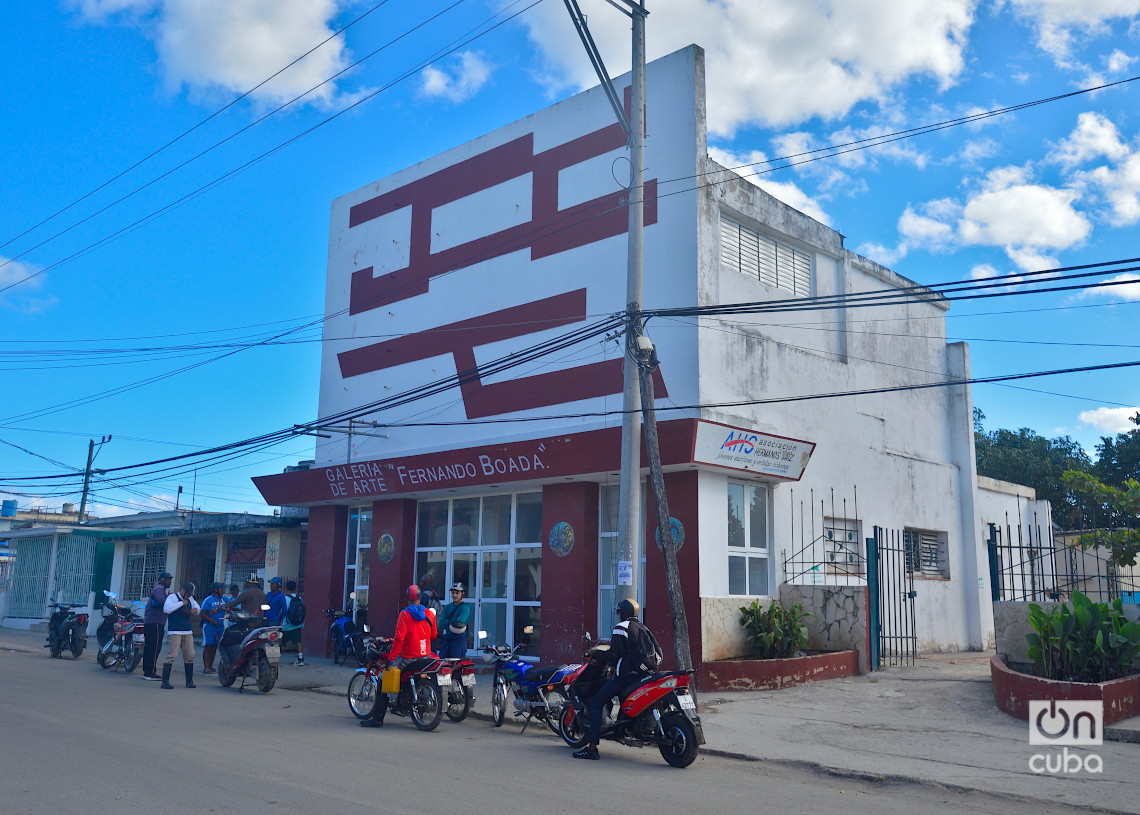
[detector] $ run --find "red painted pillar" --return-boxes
[644,470,701,671]
[369,498,417,638]
[302,504,348,658]
[540,482,599,665]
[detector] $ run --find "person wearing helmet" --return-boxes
[160,581,201,689]
[141,571,174,681]
[222,575,266,618]
[437,582,471,659]
[361,584,438,728]
[572,598,659,761]
[264,577,287,625]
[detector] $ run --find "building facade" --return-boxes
[254,45,1023,667]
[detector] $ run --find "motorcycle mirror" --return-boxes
[349,591,357,600]
[260,604,271,611]
[477,630,487,640]
[103,590,117,599]
[523,625,534,634]
[585,632,592,642]
[362,624,370,633]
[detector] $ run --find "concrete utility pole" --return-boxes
[77,435,111,524]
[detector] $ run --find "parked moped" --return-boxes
[46,600,89,659]
[217,605,282,693]
[96,591,144,672]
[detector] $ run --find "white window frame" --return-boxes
[720,212,813,297]
[345,506,372,612]
[824,517,864,577]
[597,483,646,637]
[727,481,771,596]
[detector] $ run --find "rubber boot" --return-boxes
[184,663,196,688]
[160,663,173,689]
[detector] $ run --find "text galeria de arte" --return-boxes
[324,453,549,497]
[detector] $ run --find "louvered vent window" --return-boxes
[904,528,950,579]
[720,213,812,297]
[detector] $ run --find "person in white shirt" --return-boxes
[161,581,201,689]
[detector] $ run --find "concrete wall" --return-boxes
[781,584,869,673]
[994,600,1140,666]
[701,595,767,662]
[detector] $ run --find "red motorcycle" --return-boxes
[96,591,144,672]
[558,634,704,768]
[441,656,476,722]
[346,637,452,731]
[217,608,282,693]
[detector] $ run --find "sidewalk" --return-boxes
[3,629,1136,812]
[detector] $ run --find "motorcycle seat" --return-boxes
[525,664,566,684]
[399,657,437,673]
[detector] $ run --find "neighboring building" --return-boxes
[253,45,1031,667]
[0,510,305,632]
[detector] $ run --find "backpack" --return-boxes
[285,595,306,626]
[628,619,663,673]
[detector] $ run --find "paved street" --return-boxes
[0,636,1130,815]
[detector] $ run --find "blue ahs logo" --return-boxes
[720,431,757,454]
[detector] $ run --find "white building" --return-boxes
[254,45,1028,668]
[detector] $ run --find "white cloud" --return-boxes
[1079,405,1140,432]
[70,0,358,107]
[1106,48,1138,72]
[899,203,957,248]
[1049,112,1129,167]
[857,242,907,266]
[1078,272,1140,300]
[1005,0,1140,63]
[517,0,976,135]
[969,263,1001,280]
[0,256,56,314]
[708,147,832,225]
[1085,152,1140,225]
[419,52,493,103]
[957,138,1001,164]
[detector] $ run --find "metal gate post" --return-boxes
[866,532,880,670]
[986,523,1000,602]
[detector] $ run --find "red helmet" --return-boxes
[406,584,419,603]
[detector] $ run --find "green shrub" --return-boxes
[1025,591,1140,683]
[739,600,810,659]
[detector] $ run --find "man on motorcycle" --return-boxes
[572,599,658,761]
[361,584,438,728]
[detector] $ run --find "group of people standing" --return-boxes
[139,572,305,689]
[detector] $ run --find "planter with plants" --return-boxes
[699,600,859,691]
[991,591,1140,725]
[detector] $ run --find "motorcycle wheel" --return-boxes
[217,661,236,688]
[124,643,142,673]
[353,641,368,668]
[69,630,84,659]
[445,683,472,722]
[558,704,588,749]
[49,639,62,658]
[410,679,443,732]
[348,673,379,719]
[543,688,569,735]
[97,643,113,669]
[255,654,278,693]
[490,676,508,728]
[658,713,699,768]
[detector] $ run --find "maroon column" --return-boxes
[369,498,418,638]
[302,505,348,658]
[644,470,702,672]
[540,482,599,665]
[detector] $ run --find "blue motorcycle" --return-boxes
[325,595,370,667]
[480,628,581,733]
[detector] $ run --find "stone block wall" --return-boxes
[701,596,772,662]
[780,584,869,673]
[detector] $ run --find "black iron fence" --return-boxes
[782,487,867,585]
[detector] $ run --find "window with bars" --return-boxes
[720,212,813,297]
[123,542,168,601]
[904,528,949,579]
[824,519,864,577]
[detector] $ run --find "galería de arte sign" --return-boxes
[325,462,388,497]
[395,453,548,487]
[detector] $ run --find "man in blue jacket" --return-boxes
[264,577,287,625]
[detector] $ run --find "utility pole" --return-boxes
[635,336,693,671]
[77,435,111,524]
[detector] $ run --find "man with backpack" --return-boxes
[572,598,662,761]
[283,580,306,666]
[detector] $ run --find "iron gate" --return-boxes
[868,527,917,667]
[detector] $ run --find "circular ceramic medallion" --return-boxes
[549,521,575,557]
[655,517,685,551]
[377,533,395,564]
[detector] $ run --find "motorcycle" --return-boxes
[480,627,577,733]
[346,637,451,731]
[326,592,371,667]
[217,606,282,693]
[45,600,89,659]
[440,656,477,722]
[96,590,144,672]
[558,633,705,768]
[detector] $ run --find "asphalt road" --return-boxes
[0,643,1121,815]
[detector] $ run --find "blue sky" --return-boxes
[2,0,1139,517]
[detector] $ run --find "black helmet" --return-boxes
[616,599,640,621]
[181,581,196,596]
[158,572,173,581]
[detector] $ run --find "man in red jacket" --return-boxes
[361,585,437,728]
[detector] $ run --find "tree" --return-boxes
[1060,470,1140,568]
[973,409,1092,527]
[1093,412,1140,489]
